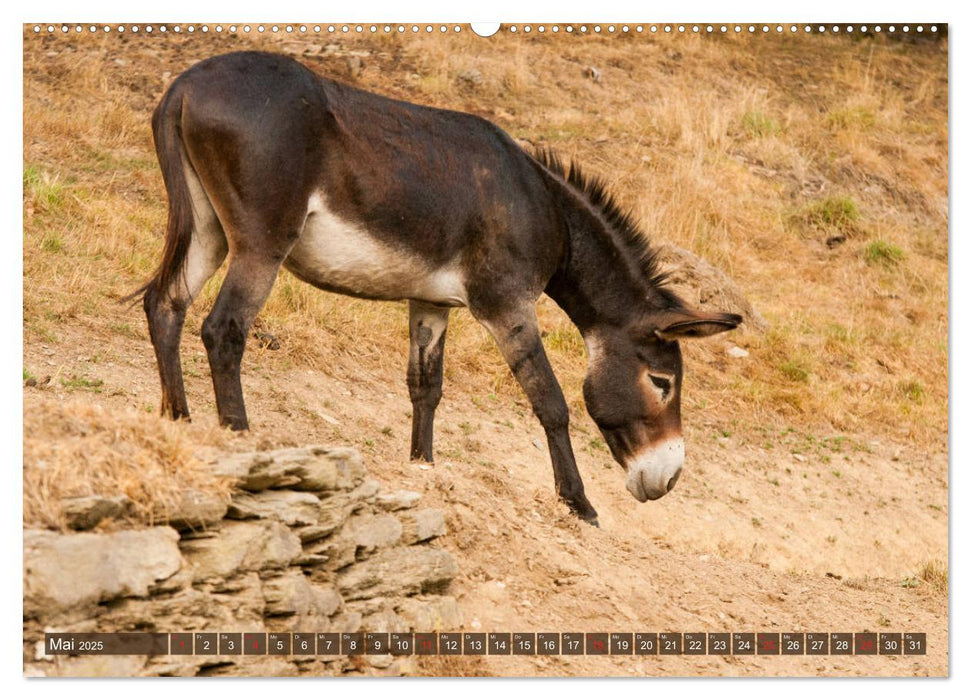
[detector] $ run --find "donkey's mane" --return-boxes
[531,148,683,309]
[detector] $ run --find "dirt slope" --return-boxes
[25,317,947,676]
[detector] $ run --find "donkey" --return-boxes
[133,51,741,525]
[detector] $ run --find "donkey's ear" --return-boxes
[654,310,743,341]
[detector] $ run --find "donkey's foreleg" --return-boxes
[478,308,599,525]
[202,252,283,431]
[407,301,450,462]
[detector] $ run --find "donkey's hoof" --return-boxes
[572,504,600,527]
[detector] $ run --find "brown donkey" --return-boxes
[134,51,742,525]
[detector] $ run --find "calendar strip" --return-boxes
[44,632,926,656]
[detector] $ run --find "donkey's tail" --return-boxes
[121,87,193,307]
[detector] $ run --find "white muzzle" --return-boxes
[625,438,685,502]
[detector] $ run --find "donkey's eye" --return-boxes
[649,374,672,399]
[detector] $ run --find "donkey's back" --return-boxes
[139,51,562,430]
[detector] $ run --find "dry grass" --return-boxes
[918,559,948,595]
[23,397,232,529]
[23,28,947,466]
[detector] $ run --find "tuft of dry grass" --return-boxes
[918,559,948,595]
[23,397,232,530]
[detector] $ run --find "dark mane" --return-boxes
[531,147,684,309]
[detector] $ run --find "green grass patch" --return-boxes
[543,326,583,356]
[24,164,66,213]
[778,358,811,383]
[864,240,904,266]
[805,196,860,232]
[899,379,925,404]
[61,375,104,393]
[825,106,876,130]
[741,110,780,138]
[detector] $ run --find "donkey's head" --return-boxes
[582,308,742,502]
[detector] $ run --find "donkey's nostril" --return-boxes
[666,467,683,493]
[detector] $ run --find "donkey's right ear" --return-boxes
[654,310,743,341]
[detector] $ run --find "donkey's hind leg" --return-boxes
[145,174,227,420]
[201,248,289,431]
[407,301,450,462]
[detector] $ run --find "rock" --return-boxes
[296,525,336,544]
[329,611,363,634]
[350,479,381,502]
[228,491,321,526]
[313,584,343,617]
[161,489,228,531]
[395,596,462,630]
[317,493,357,535]
[252,330,280,350]
[24,527,183,618]
[456,68,482,89]
[43,655,148,677]
[654,244,768,332]
[375,490,422,511]
[400,509,447,544]
[180,521,301,581]
[369,654,394,669]
[211,446,365,493]
[61,495,132,530]
[346,514,403,554]
[261,570,331,617]
[337,548,458,601]
[345,55,364,78]
[727,345,750,359]
[306,535,357,572]
[262,570,315,616]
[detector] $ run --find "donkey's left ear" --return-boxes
[655,310,743,341]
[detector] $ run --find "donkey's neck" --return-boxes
[544,205,654,335]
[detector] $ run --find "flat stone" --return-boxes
[727,345,750,359]
[295,525,335,544]
[210,446,365,493]
[655,244,768,332]
[24,527,183,618]
[180,521,301,581]
[375,490,422,511]
[161,489,228,531]
[346,514,402,553]
[313,584,343,617]
[306,535,357,572]
[316,493,356,535]
[61,495,131,531]
[337,548,458,601]
[400,509,447,544]
[262,570,316,617]
[228,491,321,526]
[395,596,462,630]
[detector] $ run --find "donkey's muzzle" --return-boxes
[625,438,685,502]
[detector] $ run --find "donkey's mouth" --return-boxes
[626,470,648,502]
[624,438,686,502]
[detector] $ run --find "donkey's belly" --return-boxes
[284,193,468,306]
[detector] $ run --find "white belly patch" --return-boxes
[284,192,468,306]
